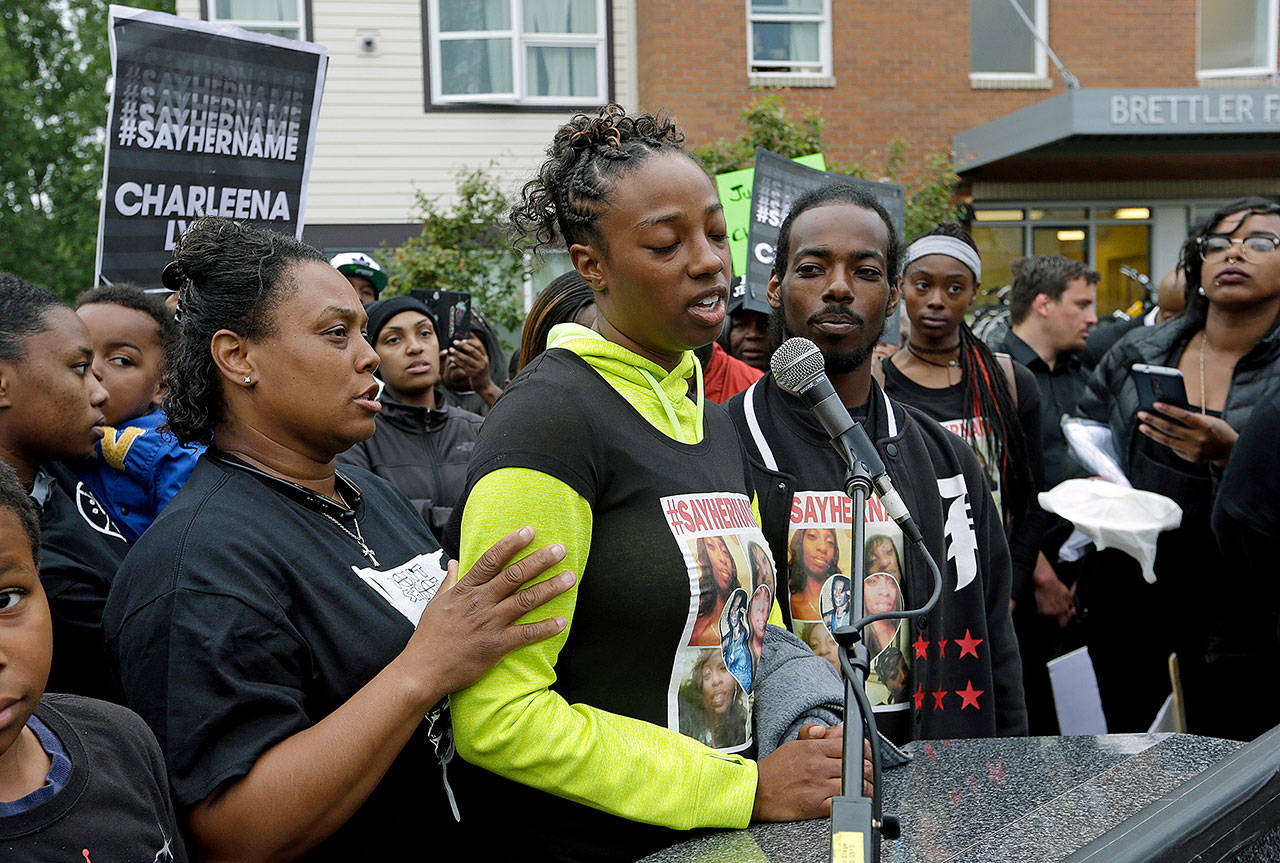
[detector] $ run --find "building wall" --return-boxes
[636,0,1244,180]
[176,0,638,233]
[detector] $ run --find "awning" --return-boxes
[953,88,1280,182]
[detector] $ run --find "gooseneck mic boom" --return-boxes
[771,337,922,544]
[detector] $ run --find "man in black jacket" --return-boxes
[724,185,1026,741]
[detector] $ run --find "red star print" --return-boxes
[913,684,925,710]
[955,629,983,659]
[912,633,929,659]
[935,639,949,658]
[957,680,984,710]
[931,688,948,710]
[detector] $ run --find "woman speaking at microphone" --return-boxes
[450,106,858,861]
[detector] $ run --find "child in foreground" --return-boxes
[0,460,186,860]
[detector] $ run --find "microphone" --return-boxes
[771,337,922,543]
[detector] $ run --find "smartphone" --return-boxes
[411,289,472,347]
[1131,363,1190,414]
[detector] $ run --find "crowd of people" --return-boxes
[0,103,1277,861]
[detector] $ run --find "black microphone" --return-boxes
[771,337,922,543]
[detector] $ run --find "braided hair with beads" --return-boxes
[510,104,691,255]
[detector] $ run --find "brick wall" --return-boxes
[637,0,1209,180]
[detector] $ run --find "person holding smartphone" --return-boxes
[1074,197,1280,736]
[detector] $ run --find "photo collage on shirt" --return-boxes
[662,492,774,754]
[788,490,912,712]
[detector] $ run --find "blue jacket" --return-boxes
[78,409,204,542]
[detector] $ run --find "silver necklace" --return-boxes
[320,511,379,566]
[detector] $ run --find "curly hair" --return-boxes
[75,284,178,370]
[509,104,689,255]
[1179,196,1280,323]
[773,183,902,284]
[0,460,41,568]
[161,217,326,445]
[0,273,63,362]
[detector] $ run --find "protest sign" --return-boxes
[715,153,825,302]
[96,6,328,287]
[746,148,905,342]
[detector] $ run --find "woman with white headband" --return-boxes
[880,223,1044,621]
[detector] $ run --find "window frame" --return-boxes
[745,0,833,79]
[967,0,1049,83]
[424,0,611,109]
[1197,0,1280,78]
[202,0,311,41]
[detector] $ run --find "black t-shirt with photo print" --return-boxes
[32,461,131,702]
[0,694,188,862]
[454,348,771,862]
[102,453,456,861]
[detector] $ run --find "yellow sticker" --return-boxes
[832,831,866,863]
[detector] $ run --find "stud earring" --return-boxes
[243,375,252,384]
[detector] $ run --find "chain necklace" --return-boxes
[1198,331,1209,415]
[320,511,379,566]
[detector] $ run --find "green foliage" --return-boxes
[0,0,174,298]
[691,94,960,244]
[382,166,530,334]
[691,94,825,176]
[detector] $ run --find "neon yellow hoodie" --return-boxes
[451,324,778,832]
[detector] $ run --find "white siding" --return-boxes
[174,0,638,226]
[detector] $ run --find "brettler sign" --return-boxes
[954,86,1280,171]
[1107,91,1280,127]
[96,6,328,287]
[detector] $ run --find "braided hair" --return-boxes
[913,223,1033,525]
[510,104,689,255]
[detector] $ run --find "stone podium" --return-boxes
[642,731,1280,862]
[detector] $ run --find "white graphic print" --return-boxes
[75,482,125,541]
[350,549,450,624]
[937,474,979,592]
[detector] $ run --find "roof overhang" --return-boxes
[954,88,1280,181]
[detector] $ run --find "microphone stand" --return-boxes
[828,457,890,863]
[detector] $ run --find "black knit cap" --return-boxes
[364,295,438,344]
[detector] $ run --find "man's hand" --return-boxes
[1138,403,1238,467]
[1031,551,1075,627]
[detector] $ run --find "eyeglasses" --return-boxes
[1199,233,1280,260]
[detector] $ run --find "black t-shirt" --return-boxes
[881,356,1043,508]
[456,348,770,862]
[31,462,130,702]
[0,694,187,862]
[1001,331,1091,487]
[103,453,456,860]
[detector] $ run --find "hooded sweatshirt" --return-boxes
[450,324,786,861]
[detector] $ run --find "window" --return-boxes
[748,0,831,77]
[971,205,1152,315]
[1198,0,1278,77]
[208,0,307,41]
[969,0,1047,79]
[426,0,608,106]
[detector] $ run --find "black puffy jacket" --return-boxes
[1075,311,1280,480]
[336,398,483,538]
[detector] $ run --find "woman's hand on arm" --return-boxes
[1138,403,1239,467]
[186,528,573,863]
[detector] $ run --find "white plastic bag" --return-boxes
[1038,479,1182,584]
